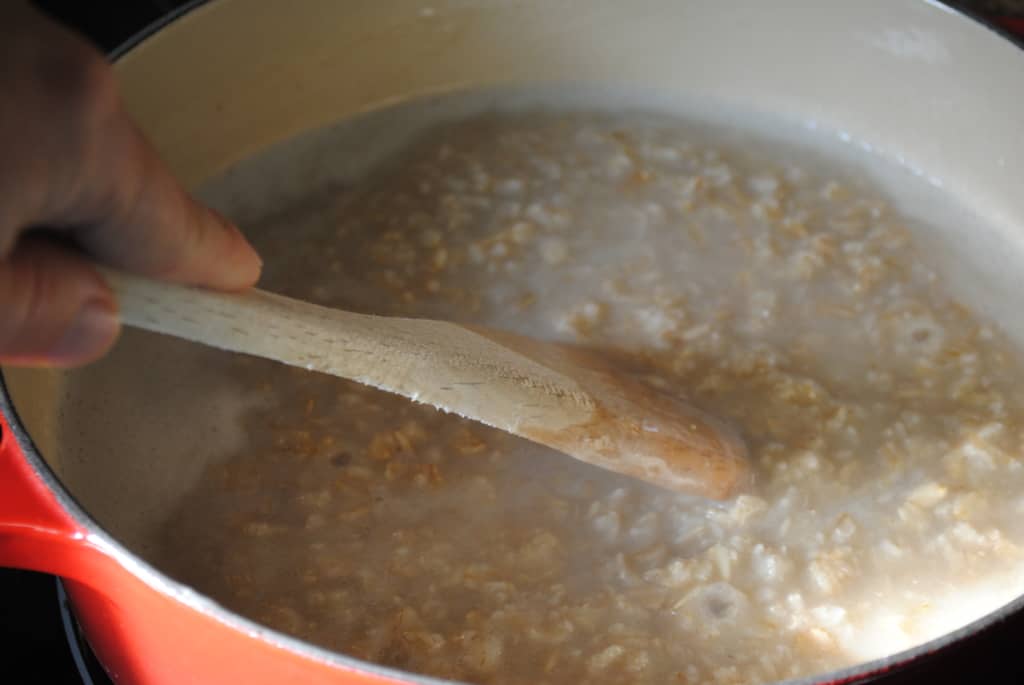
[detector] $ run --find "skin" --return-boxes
[0,2,263,367]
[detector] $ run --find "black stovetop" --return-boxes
[3,1,1024,683]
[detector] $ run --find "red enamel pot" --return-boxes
[4,1,1024,683]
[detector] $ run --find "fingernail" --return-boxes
[50,298,120,364]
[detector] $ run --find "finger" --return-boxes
[3,4,262,292]
[0,238,120,367]
[66,118,263,291]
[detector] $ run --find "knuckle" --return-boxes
[1,6,127,228]
[34,49,131,223]
[49,47,119,122]
[4,3,120,124]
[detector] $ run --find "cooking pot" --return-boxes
[3,1,1024,683]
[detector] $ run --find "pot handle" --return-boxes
[0,409,93,578]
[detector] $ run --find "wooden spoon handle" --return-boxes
[100,268,595,435]
[101,268,749,499]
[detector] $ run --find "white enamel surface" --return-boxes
[113,0,1024,228]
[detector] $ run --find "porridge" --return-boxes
[158,96,1024,685]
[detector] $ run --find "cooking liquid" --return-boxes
[157,87,1024,685]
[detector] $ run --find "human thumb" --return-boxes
[0,238,120,367]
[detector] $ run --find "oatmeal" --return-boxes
[158,101,1024,685]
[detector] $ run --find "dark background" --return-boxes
[3,1,1024,683]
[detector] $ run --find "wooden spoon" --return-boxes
[101,268,750,499]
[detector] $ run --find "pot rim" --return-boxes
[4,1,1024,683]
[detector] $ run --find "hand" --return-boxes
[0,2,262,367]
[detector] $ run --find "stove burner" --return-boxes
[57,580,113,685]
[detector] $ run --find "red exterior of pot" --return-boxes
[63,579,406,685]
[0,411,404,685]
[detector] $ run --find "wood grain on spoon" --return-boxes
[101,268,750,499]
